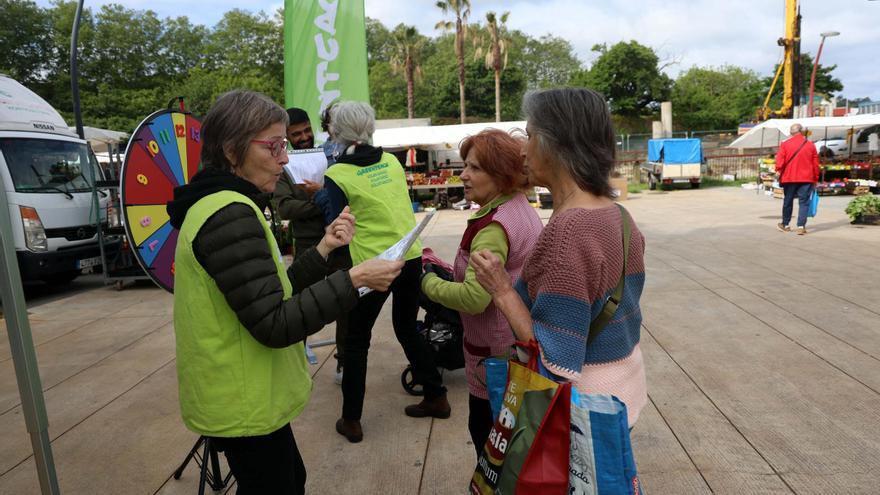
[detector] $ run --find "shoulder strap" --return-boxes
[587,203,631,345]
[780,138,809,171]
[459,209,498,251]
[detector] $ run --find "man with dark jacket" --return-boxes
[274,108,326,257]
[776,123,820,235]
[276,106,351,384]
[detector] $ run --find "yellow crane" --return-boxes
[757,0,801,120]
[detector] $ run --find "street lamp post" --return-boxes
[808,31,840,117]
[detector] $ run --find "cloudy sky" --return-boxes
[41,0,880,100]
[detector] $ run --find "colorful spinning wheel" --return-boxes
[120,109,202,293]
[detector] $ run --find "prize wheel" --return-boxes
[120,108,202,293]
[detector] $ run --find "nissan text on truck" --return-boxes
[0,74,116,284]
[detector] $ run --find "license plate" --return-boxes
[77,256,101,269]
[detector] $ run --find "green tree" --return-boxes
[369,61,407,118]
[482,11,510,122]
[425,53,524,122]
[87,5,163,89]
[435,0,471,123]
[390,24,426,119]
[574,40,671,115]
[208,9,283,92]
[515,33,581,89]
[39,1,96,116]
[176,67,284,119]
[763,52,844,106]
[0,0,51,85]
[366,17,395,67]
[672,66,764,129]
[158,17,209,82]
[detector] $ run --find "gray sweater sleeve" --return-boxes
[192,203,358,348]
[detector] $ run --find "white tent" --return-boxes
[729,114,880,149]
[71,126,129,153]
[373,120,527,152]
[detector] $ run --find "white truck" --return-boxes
[0,74,115,283]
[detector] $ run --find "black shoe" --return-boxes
[336,418,363,443]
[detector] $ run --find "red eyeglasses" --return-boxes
[250,138,289,157]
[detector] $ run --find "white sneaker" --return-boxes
[452,199,470,210]
[334,365,343,385]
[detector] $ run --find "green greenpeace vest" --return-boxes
[324,152,422,264]
[173,190,311,437]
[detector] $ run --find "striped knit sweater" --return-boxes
[515,205,647,426]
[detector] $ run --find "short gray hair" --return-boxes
[522,88,616,198]
[330,101,376,146]
[200,90,288,171]
[790,123,803,135]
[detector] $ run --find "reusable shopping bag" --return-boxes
[569,389,642,495]
[808,189,819,217]
[495,383,572,495]
[470,344,558,495]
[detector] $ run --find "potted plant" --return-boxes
[845,194,880,225]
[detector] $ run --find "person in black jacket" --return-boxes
[166,90,403,495]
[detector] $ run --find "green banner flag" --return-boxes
[284,0,369,139]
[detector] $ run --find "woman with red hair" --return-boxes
[421,128,543,453]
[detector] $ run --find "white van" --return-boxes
[814,124,880,158]
[0,74,115,283]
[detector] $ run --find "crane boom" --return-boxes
[758,0,801,120]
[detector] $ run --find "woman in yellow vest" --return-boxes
[166,90,403,494]
[318,101,449,443]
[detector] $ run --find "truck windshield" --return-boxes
[0,138,102,194]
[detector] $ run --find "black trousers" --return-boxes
[469,394,496,456]
[211,423,305,495]
[341,257,446,420]
[296,242,351,363]
[328,247,352,363]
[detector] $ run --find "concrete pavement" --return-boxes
[2,186,879,494]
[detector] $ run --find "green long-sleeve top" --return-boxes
[421,195,511,315]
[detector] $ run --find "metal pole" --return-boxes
[808,36,826,118]
[0,176,61,494]
[70,0,85,140]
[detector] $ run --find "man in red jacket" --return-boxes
[775,123,820,235]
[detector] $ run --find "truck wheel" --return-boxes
[691,181,700,189]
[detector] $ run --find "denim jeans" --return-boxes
[782,182,813,227]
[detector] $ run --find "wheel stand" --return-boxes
[173,436,233,494]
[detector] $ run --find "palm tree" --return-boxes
[390,25,424,120]
[435,0,471,124]
[484,11,509,122]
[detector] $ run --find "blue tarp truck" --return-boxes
[642,138,704,190]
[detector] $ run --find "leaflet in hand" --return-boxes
[358,211,436,296]
[283,148,328,185]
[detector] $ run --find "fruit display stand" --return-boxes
[759,156,880,198]
[406,170,464,209]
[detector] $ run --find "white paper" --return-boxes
[358,211,435,296]
[283,148,328,185]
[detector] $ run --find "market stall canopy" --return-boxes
[376,118,431,129]
[373,120,527,152]
[729,115,880,149]
[71,126,129,153]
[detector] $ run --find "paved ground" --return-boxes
[2,186,879,494]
